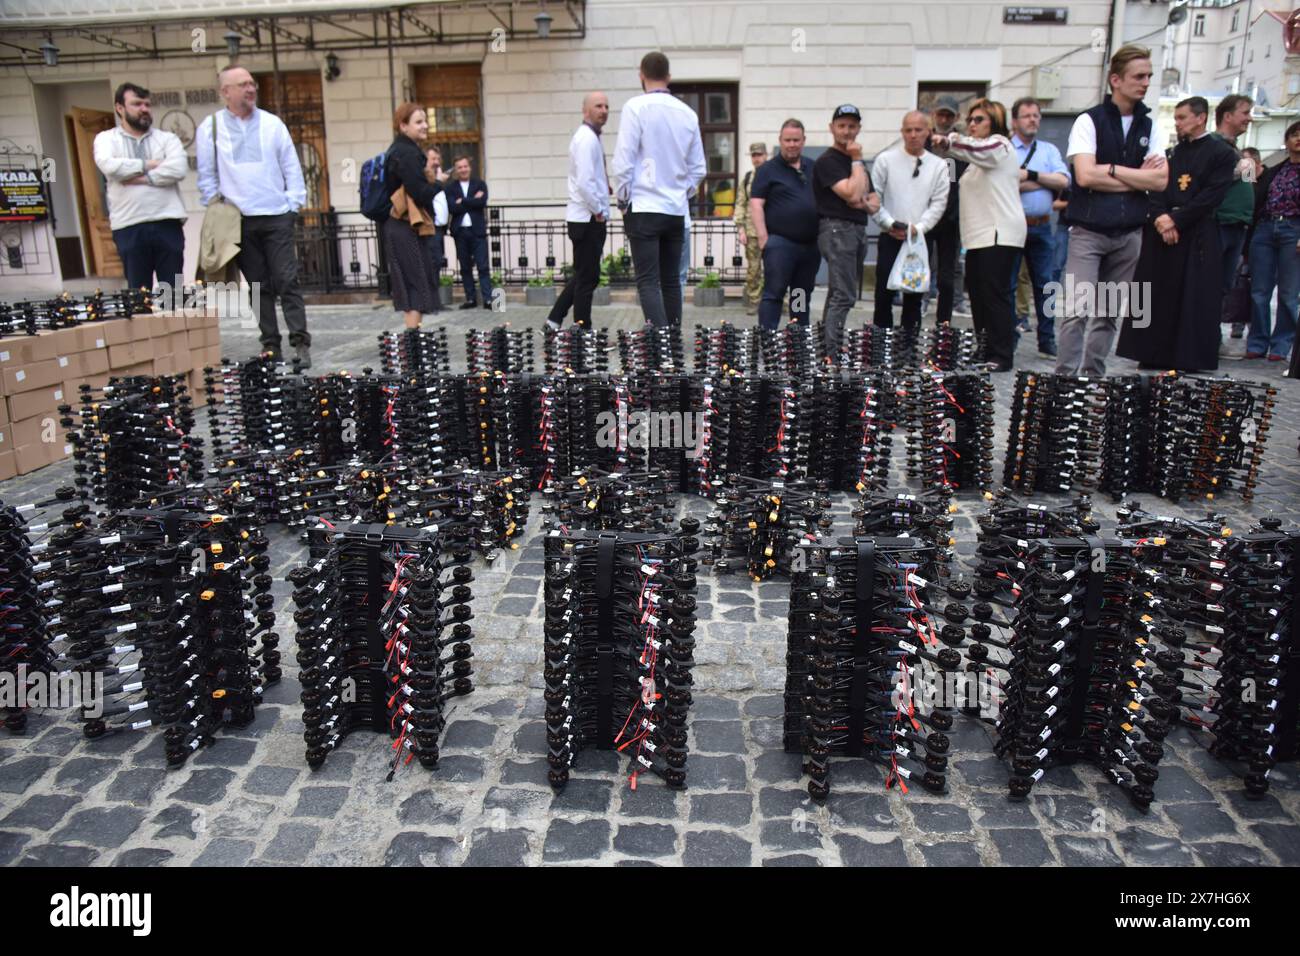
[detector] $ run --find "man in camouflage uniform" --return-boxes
[734,141,768,315]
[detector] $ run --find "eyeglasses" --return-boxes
[912,157,923,178]
[968,115,989,126]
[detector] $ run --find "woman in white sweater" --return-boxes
[930,99,1025,371]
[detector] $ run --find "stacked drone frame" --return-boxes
[1002,372,1108,496]
[903,369,995,493]
[618,326,686,373]
[785,536,960,800]
[1143,374,1274,504]
[466,326,535,375]
[690,373,781,492]
[1098,376,1152,501]
[544,326,612,374]
[693,323,762,375]
[289,523,475,775]
[702,476,833,581]
[64,375,204,510]
[973,495,1170,809]
[0,493,70,732]
[761,324,824,378]
[836,326,916,371]
[542,525,699,790]
[377,328,452,377]
[0,289,153,339]
[541,468,678,533]
[852,489,957,578]
[916,325,982,371]
[53,498,276,766]
[1117,504,1299,797]
[535,374,619,489]
[617,371,699,491]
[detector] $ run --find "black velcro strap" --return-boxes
[1064,537,1105,745]
[846,539,876,757]
[596,533,617,748]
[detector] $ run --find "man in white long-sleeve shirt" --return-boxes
[610,51,706,327]
[870,111,950,329]
[196,65,310,366]
[93,83,188,292]
[548,92,611,330]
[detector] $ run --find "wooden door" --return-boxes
[67,106,123,277]
[255,71,330,213]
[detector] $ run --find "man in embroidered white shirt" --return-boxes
[611,51,707,327]
[93,83,188,293]
[197,65,310,367]
[549,92,612,331]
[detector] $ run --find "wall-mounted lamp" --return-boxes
[40,37,59,67]
[325,52,341,81]
[223,30,242,60]
[534,6,553,39]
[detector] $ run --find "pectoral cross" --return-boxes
[1178,173,1191,191]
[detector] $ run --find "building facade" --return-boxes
[0,0,1176,296]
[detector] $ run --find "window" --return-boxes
[411,63,483,174]
[1289,74,1300,95]
[670,83,738,217]
[1231,10,1240,33]
[1194,14,1205,37]
[1250,48,1254,63]
[1228,47,1236,68]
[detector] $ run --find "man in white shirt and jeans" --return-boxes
[1055,44,1168,376]
[870,110,950,330]
[93,83,189,293]
[611,51,706,327]
[197,65,310,367]
[549,92,611,330]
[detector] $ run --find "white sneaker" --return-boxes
[545,318,562,333]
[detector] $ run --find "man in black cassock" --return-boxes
[1117,96,1237,371]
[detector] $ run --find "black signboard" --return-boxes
[1003,6,1068,24]
[0,169,49,222]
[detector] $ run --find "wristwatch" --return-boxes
[1027,169,1039,182]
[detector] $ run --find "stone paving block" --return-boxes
[169,768,236,806]
[243,765,301,798]
[617,784,682,819]
[549,777,613,813]
[262,823,323,864]
[465,828,532,866]
[920,842,984,866]
[688,754,748,791]
[1190,841,1268,867]
[52,756,117,791]
[0,831,30,865]
[834,833,911,866]
[50,806,144,849]
[1114,828,1195,866]
[543,819,610,862]
[1053,835,1124,867]
[384,832,460,867]
[19,844,100,866]
[683,829,753,867]
[613,823,678,858]
[1250,822,1300,865]
[691,720,746,754]
[443,720,498,749]
[292,786,350,819]
[689,792,754,826]
[2,793,80,830]
[989,828,1055,866]
[106,768,168,804]
[193,737,258,768]
[114,848,175,867]
[762,853,820,866]
[760,818,825,853]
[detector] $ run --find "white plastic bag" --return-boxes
[886,229,931,294]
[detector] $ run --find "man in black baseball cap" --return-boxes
[814,103,878,353]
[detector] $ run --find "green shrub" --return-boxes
[698,271,722,288]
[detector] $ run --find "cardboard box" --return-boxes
[2,357,66,396]
[63,349,109,379]
[161,331,189,356]
[0,395,8,427]
[186,326,221,350]
[153,351,193,377]
[72,324,112,354]
[0,450,15,481]
[11,413,62,450]
[0,426,8,452]
[95,318,136,347]
[63,374,112,401]
[6,384,66,422]
[108,338,156,369]
[15,438,70,475]
[0,331,63,367]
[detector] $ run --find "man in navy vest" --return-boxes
[1055,44,1169,375]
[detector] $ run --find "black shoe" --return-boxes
[1038,341,1057,358]
[459,301,478,310]
[481,301,492,310]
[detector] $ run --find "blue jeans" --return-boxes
[680,219,691,313]
[1247,217,1300,358]
[758,234,820,331]
[1008,221,1057,346]
[1220,222,1247,298]
[1051,222,1069,286]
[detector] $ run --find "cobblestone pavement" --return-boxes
[1,294,1298,867]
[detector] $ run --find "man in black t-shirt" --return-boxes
[750,119,822,332]
[813,104,880,354]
